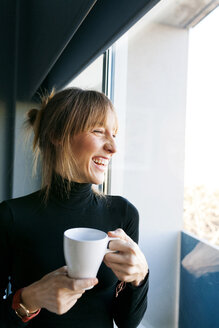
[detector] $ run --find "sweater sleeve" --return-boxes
[112,199,149,328]
[0,201,28,327]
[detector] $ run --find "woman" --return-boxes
[0,88,149,327]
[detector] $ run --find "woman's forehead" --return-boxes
[93,115,118,131]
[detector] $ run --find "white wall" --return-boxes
[13,101,41,198]
[111,22,189,328]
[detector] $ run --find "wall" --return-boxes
[12,101,41,198]
[111,22,189,327]
[0,0,17,201]
[0,101,8,201]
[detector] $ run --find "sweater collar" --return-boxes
[49,174,93,208]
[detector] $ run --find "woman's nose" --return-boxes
[104,138,117,154]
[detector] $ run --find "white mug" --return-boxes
[63,227,119,279]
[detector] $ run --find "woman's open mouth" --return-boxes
[92,157,109,170]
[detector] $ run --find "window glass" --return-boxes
[66,55,103,91]
[183,7,219,247]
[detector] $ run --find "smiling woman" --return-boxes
[0,87,149,328]
[27,88,118,200]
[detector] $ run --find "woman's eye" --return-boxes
[93,130,104,134]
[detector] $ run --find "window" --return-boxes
[66,54,103,91]
[183,7,219,246]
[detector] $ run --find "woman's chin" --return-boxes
[78,168,105,185]
[89,174,105,185]
[91,178,104,185]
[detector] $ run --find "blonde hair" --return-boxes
[26,87,118,200]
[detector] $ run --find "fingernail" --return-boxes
[109,230,118,234]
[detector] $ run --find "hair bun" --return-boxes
[27,108,39,126]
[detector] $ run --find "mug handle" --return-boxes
[105,237,120,254]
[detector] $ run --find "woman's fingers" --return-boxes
[107,239,138,255]
[104,260,136,275]
[108,228,133,243]
[22,267,99,315]
[105,251,138,266]
[107,229,138,253]
[105,229,149,286]
[44,265,68,278]
[56,265,68,273]
[51,277,98,314]
[65,277,98,291]
[44,266,98,292]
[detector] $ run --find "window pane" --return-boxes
[66,55,103,91]
[183,7,219,246]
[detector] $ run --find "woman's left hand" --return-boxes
[103,229,149,286]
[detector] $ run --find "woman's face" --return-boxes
[71,110,117,184]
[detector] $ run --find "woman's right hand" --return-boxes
[20,266,98,315]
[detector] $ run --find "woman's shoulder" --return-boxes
[0,190,42,215]
[104,194,139,217]
[0,191,43,232]
[103,195,139,242]
[105,194,131,204]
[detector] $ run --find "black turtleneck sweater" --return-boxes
[0,181,149,328]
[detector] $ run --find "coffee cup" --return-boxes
[63,227,119,279]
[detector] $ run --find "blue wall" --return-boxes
[179,232,219,328]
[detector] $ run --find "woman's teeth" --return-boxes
[93,158,107,166]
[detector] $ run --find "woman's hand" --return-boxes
[104,229,148,287]
[21,266,98,315]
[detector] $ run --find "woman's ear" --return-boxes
[51,139,62,146]
[49,133,63,146]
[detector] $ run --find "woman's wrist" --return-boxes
[12,288,41,322]
[131,268,149,287]
[21,283,41,313]
[131,277,145,287]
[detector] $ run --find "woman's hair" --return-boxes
[26,87,118,200]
